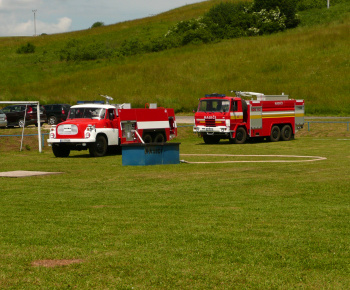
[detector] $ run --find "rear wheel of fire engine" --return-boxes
[270,125,281,142]
[90,135,107,157]
[48,116,57,125]
[143,133,152,143]
[281,125,292,141]
[234,127,247,144]
[203,134,220,144]
[154,133,165,143]
[52,144,70,157]
[18,119,25,128]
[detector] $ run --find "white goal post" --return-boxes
[0,101,42,153]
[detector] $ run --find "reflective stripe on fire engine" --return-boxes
[250,115,262,119]
[262,111,295,118]
[230,112,243,120]
[137,121,170,129]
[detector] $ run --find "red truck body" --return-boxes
[193,92,304,144]
[48,103,177,157]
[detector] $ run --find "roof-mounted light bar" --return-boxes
[204,94,226,98]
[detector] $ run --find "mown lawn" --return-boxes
[0,127,349,288]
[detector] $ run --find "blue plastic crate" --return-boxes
[122,143,180,166]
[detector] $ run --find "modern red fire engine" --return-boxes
[193,91,304,144]
[47,97,177,157]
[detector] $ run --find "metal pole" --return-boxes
[32,10,37,36]
[327,0,330,8]
[37,103,42,153]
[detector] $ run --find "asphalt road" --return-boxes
[176,116,350,124]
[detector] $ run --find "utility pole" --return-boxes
[32,9,37,36]
[327,0,330,9]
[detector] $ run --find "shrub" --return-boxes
[16,42,36,54]
[249,7,287,35]
[91,21,105,29]
[144,36,181,52]
[203,2,251,38]
[59,39,114,61]
[253,0,300,28]
[118,39,144,56]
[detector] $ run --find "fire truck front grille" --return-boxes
[205,119,216,127]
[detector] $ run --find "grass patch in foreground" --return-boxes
[0,127,349,288]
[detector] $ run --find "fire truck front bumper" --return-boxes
[193,126,231,134]
[47,138,96,146]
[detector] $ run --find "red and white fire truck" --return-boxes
[47,99,177,157]
[193,92,304,144]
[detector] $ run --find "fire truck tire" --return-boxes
[234,127,247,144]
[89,135,107,157]
[143,133,152,143]
[270,125,281,142]
[52,144,70,157]
[154,133,165,143]
[281,125,292,141]
[203,134,220,144]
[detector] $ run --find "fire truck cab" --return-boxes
[193,92,304,144]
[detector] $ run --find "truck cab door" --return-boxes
[230,101,242,123]
[107,108,119,129]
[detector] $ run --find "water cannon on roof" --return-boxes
[100,94,114,104]
[232,91,289,101]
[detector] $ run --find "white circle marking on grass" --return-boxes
[180,154,327,164]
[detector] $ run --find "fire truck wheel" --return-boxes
[90,135,107,157]
[281,125,292,141]
[234,127,247,144]
[270,125,281,142]
[203,134,220,144]
[154,133,165,143]
[52,144,70,157]
[143,133,152,143]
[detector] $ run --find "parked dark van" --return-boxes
[2,104,47,127]
[43,104,71,125]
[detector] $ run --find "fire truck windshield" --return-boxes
[68,108,106,119]
[198,99,230,112]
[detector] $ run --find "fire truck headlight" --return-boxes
[85,131,91,138]
[226,119,230,127]
[50,132,55,138]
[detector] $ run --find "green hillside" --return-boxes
[0,0,349,115]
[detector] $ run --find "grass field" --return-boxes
[0,126,349,288]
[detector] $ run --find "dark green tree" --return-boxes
[253,0,300,28]
[91,21,104,28]
[16,42,36,54]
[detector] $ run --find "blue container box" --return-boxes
[122,143,180,166]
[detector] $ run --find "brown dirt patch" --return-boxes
[31,259,84,268]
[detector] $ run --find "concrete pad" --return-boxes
[0,171,63,178]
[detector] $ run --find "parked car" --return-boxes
[2,104,47,127]
[43,104,71,125]
[0,109,7,127]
